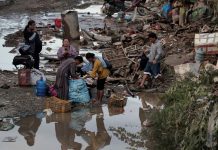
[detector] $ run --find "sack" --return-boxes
[30,69,46,85]
[18,44,34,55]
[68,79,90,103]
[12,55,34,69]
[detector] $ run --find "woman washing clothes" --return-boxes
[55,56,84,100]
[57,38,78,63]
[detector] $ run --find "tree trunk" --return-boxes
[61,10,80,42]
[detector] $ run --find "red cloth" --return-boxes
[54,19,62,28]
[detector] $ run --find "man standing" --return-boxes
[140,32,164,88]
[23,20,42,69]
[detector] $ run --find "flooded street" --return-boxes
[0,95,161,150]
[0,0,217,149]
[0,3,162,150]
[0,5,104,71]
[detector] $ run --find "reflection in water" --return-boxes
[108,99,148,149]
[15,115,42,146]
[47,113,82,150]
[3,96,161,150]
[108,95,160,149]
[82,107,111,150]
[46,107,111,150]
[109,127,145,148]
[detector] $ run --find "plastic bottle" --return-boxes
[36,77,47,97]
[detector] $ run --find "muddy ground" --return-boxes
[0,71,45,118]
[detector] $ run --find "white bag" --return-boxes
[30,69,46,85]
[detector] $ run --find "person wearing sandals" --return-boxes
[85,53,110,104]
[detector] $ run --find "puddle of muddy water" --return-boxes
[0,95,161,150]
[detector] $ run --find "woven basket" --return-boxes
[108,94,127,108]
[45,97,71,113]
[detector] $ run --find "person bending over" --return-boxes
[55,56,84,100]
[85,53,109,104]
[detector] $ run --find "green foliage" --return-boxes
[148,71,217,150]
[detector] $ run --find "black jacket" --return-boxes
[23,29,42,54]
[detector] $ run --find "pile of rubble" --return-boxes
[0,0,13,7]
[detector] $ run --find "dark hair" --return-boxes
[63,38,69,42]
[86,53,95,59]
[24,20,35,31]
[75,56,83,63]
[148,32,157,39]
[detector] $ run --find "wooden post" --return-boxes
[61,10,80,41]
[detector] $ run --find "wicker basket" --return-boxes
[45,96,71,113]
[108,94,127,108]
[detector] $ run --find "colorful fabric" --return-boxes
[162,3,172,18]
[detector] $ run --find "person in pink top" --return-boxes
[57,38,79,62]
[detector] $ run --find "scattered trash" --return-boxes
[0,121,14,131]
[43,109,53,116]
[205,61,218,71]
[174,62,201,79]
[142,120,154,127]
[213,77,218,83]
